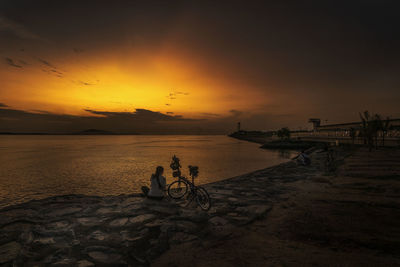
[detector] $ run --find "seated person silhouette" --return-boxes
[141,166,166,200]
[297,150,311,166]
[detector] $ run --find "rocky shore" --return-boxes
[228,132,327,150]
[2,147,400,266]
[0,150,323,266]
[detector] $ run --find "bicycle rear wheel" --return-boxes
[195,187,211,211]
[168,180,188,199]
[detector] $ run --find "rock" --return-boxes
[209,223,235,239]
[52,258,76,266]
[169,232,198,244]
[120,228,149,242]
[77,217,102,226]
[148,205,179,215]
[33,237,55,245]
[46,220,70,229]
[48,207,82,217]
[96,207,120,214]
[236,204,272,217]
[248,205,272,216]
[121,197,141,207]
[88,251,123,264]
[20,230,34,243]
[145,219,165,228]
[209,216,229,226]
[174,221,198,233]
[0,241,21,264]
[129,214,156,224]
[122,204,143,212]
[109,218,128,227]
[88,230,108,241]
[179,209,209,223]
[77,260,95,267]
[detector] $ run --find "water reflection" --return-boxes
[0,135,295,208]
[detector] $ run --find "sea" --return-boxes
[0,135,295,208]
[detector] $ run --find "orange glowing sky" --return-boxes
[0,40,272,119]
[1,1,399,133]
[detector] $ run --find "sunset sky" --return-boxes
[1,1,399,133]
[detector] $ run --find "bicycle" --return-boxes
[167,156,211,211]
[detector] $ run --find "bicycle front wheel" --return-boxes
[168,180,188,199]
[195,187,211,211]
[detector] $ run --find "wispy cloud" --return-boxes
[4,57,23,68]
[166,91,190,100]
[37,58,57,69]
[37,58,65,77]
[201,112,220,117]
[0,16,41,40]
[79,81,93,86]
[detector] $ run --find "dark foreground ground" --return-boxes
[1,147,399,266]
[154,147,400,267]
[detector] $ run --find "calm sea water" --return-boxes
[0,135,294,208]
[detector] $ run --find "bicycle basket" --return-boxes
[188,165,199,178]
[172,170,181,177]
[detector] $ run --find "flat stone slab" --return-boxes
[109,218,128,227]
[129,214,156,224]
[48,207,82,217]
[77,217,102,226]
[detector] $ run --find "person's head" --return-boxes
[154,166,164,177]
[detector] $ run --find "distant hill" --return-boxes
[73,129,115,135]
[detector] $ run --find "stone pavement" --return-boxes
[0,152,323,266]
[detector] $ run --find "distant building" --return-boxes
[237,122,241,132]
[308,118,321,131]
[303,118,400,141]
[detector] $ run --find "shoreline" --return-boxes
[0,152,310,266]
[1,147,400,266]
[228,132,328,150]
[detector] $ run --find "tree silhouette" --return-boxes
[277,127,291,140]
[359,111,384,150]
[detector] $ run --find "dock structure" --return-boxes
[292,118,400,146]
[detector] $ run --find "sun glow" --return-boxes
[0,49,268,119]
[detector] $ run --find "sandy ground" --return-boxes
[153,148,400,267]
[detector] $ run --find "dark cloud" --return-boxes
[0,103,8,107]
[18,59,28,65]
[0,107,203,134]
[78,81,92,86]
[0,105,312,134]
[37,58,57,69]
[201,112,220,117]
[4,57,22,68]
[84,108,198,122]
